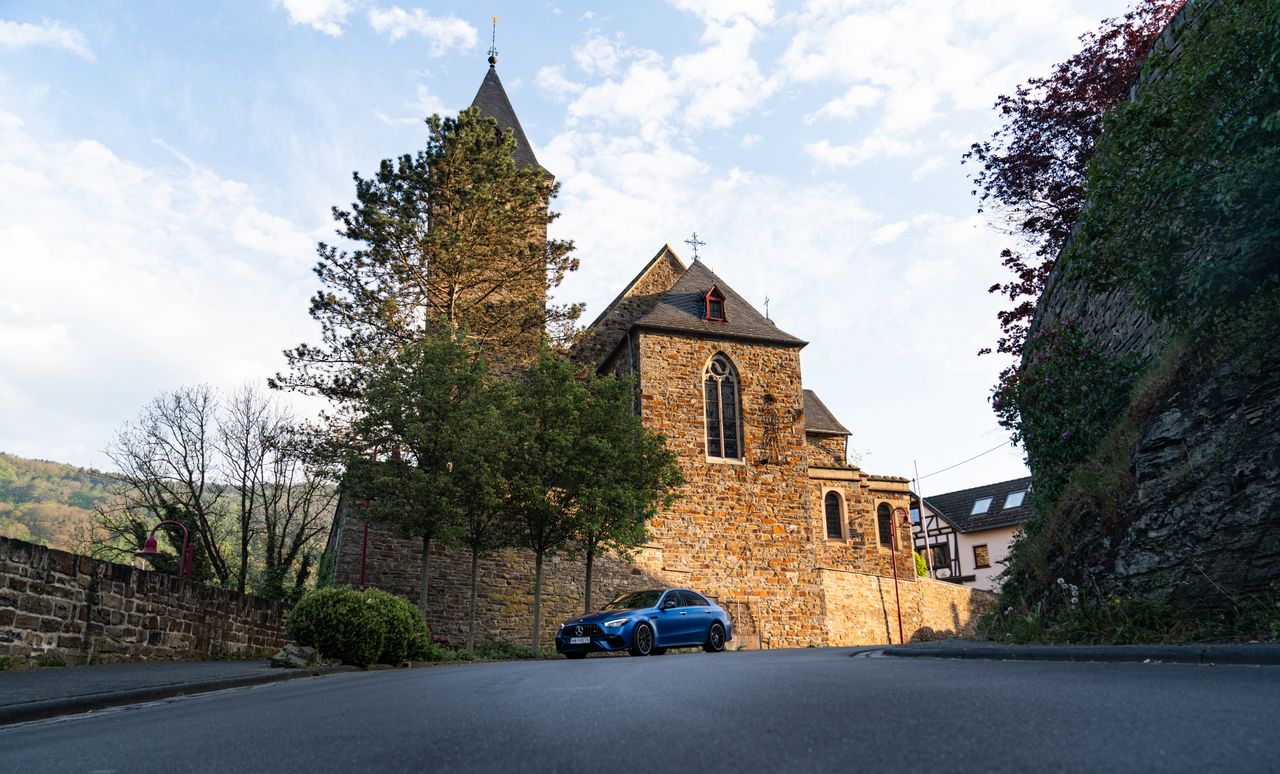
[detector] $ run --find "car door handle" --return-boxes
[679,611,688,615]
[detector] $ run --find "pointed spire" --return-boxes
[470,43,550,177]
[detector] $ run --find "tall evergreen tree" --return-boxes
[271,107,580,406]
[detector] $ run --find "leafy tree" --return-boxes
[572,375,682,613]
[505,353,591,650]
[964,0,1184,369]
[271,107,580,407]
[343,331,504,620]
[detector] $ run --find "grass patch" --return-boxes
[35,653,67,668]
[0,657,11,671]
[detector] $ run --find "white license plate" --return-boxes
[569,636,590,645]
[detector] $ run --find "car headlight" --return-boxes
[558,623,564,631]
[603,618,629,628]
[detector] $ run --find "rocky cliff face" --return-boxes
[1066,349,1280,605]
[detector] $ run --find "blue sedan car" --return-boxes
[555,588,732,659]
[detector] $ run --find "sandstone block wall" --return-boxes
[0,537,286,667]
[821,570,995,646]
[635,332,829,648]
[332,512,671,648]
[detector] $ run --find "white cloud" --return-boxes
[572,33,625,77]
[544,10,775,137]
[670,0,775,26]
[911,156,945,180]
[377,83,448,125]
[781,0,1104,172]
[367,6,477,54]
[279,0,354,36]
[805,136,917,168]
[806,84,881,123]
[0,111,323,468]
[740,132,761,148]
[0,19,94,60]
[535,65,585,101]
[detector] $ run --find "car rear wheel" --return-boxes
[703,623,726,653]
[565,652,587,660]
[652,647,667,656]
[629,623,654,656]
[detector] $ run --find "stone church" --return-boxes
[327,58,990,649]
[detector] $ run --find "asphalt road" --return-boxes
[3,647,1279,773]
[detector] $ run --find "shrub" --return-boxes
[364,588,431,664]
[914,552,928,578]
[287,586,386,667]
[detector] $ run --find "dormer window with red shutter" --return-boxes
[705,286,726,322]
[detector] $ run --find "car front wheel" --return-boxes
[629,623,654,656]
[703,623,726,653]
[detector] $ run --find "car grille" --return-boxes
[563,624,601,638]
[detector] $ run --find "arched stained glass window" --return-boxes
[825,491,844,539]
[704,354,741,459]
[877,502,893,547]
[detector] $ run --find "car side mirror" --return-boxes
[661,599,677,610]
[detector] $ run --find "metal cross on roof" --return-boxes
[684,232,706,260]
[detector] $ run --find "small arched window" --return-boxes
[877,502,893,548]
[824,491,844,540]
[704,354,741,459]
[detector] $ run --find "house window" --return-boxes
[824,491,844,540]
[877,503,893,547]
[928,543,951,571]
[704,354,741,459]
[971,497,993,515]
[1004,490,1026,508]
[974,545,991,569]
[705,286,726,321]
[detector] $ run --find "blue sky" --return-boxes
[0,0,1124,496]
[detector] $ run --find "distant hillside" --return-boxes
[0,452,115,552]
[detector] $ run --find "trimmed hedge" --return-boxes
[287,586,430,666]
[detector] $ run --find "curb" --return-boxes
[879,643,1280,666]
[0,665,360,727]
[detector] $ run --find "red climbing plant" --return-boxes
[964,0,1185,374]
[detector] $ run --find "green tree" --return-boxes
[344,331,503,620]
[572,375,682,613]
[505,353,590,650]
[272,107,580,407]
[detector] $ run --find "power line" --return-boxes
[917,441,1012,481]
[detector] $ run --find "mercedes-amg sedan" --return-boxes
[555,588,732,659]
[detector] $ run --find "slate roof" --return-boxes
[470,63,546,175]
[803,390,850,436]
[631,260,806,348]
[923,476,1033,533]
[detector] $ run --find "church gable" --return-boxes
[571,244,686,368]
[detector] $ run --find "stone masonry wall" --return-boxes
[0,537,286,667]
[821,570,995,645]
[333,512,671,648]
[1022,0,1280,608]
[635,331,828,649]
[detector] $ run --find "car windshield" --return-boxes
[604,590,663,610]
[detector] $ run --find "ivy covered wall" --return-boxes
[992,0,1280,635]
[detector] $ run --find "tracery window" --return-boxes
[704,354,741,459]
[824,491,844,540]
